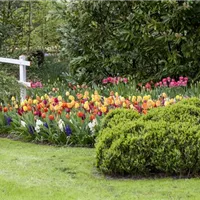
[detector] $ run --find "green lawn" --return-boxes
[0,138,200,200]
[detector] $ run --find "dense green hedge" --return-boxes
[176,97,200,108]
[141,104,200,124]
[96,102,200,177]
[101,108,140,129]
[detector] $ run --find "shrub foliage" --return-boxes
[96,101,200,177]
[58,1,200,83]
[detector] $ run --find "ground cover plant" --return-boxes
[1,138,200,200]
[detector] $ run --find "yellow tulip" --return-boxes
[121,97,125,102]
[11,96,15,101]
[147,100,153,108]
[84,103,90,110]
[69,95,75,101]
[58,95,62,101]
[131,96,136,102]
[33,99,38,104]
[65,91,70,96]
[143,95,149,101]
[137,96,142,102]
[100,106,107,113]
[75,102,80,109]
[122,102,127,108]
[95,102,101,107]
[115,99,121,106]
[23,106,28,112]
[164,101,170,106]
[28,98,32,105]
[44,94,49,99]
[20,102,25,107]
[162,93,167,98]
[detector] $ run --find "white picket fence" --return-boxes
[0,55,31,101]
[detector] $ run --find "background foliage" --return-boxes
[58,0,200,83]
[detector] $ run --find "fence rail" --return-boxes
[0,55,31,102]
[0,57,30,66]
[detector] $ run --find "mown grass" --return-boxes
[0,138,200,200]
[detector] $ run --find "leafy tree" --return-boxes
[58,0,200,83]
[0,0,61,56]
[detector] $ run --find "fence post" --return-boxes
[19,55,27,102]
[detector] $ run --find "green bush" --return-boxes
[141,103,200,124]
[101,108,140,129]
[176,97,200,108]
[96,103,200,176]
[96,120,200,176]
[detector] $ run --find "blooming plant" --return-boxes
[30,81,43,88]
[0,87,186,147]
[139,77,189,91]
[154,76,188,88]
[102,77,128,85]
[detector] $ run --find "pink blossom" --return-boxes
[145,82,151,90]
[179,76,184,81]
[102,79,108,84]
[123,78,128,84]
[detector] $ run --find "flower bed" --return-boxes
[0,90,184,146]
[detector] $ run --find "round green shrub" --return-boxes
[176,97,200,108]
[96,120,200,176]
[101,108,140,129]
[141,104,200,124]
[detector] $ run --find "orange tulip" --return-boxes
[41,113,46,118]
[142,102,148,110]
[90,114,95,121]
[49,115,54,120]
[3,107,8,112]
[27,105,32,111]
[66,114,70,119]
[43,107,48,112]
[77,111,84,118]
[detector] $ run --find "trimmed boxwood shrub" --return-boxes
[96,120,200,176]
[176,97,200,108]
[141,104,200,124]
[101,108,140,129]
[96,103,200,177]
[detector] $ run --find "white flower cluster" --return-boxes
[88,119,98,134]
[35,119,43,133]
[21,120,26,127]
[58,119,65,132]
